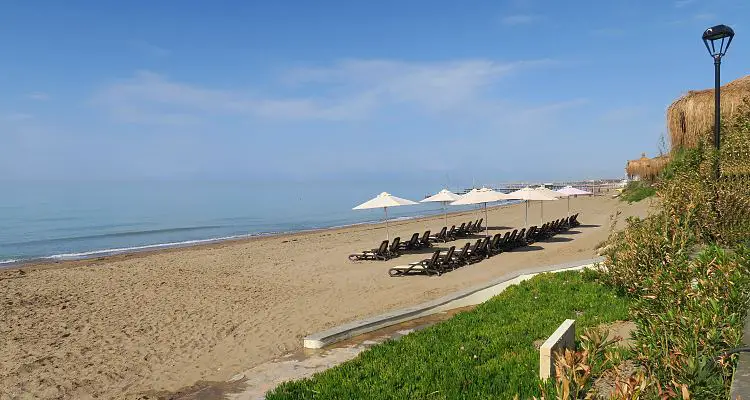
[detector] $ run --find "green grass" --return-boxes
[620,180,656,203]
[266,271,631,400]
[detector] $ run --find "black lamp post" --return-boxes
[702,24,734,179]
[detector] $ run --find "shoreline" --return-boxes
[2,200,524,273]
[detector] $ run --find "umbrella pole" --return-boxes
[384,207,389,241]
[567,197,570,218]
[540,201,544,226]
[484,203,490,237]
[525,200,529,229]
[444,202,448,227]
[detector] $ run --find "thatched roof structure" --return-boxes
[667,75,750,150]
[626,153,670,181]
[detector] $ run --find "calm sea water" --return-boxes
[0,181,487,265]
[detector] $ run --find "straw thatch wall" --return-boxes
[626,153,671,181]
[667,75,750,150]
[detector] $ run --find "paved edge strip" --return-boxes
[730,311,750,399]
[303,257,604,349]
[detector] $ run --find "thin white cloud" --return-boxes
[26,92,50,101]
[94,59,558,124]
[128,40,170,57]
[526,98,589,115]
[510,0,534,9]
[94,70,377,123]
[284,59,554,111]
[590,28,626,38]
[674,0,697,7]
[0,113,34,122]
[669,12,718,25]
[693,13,717,21]
[500,14,541,26]
[599,106,646,123]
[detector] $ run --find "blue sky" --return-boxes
[0,0,748,185]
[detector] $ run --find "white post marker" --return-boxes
[539,319,576,381]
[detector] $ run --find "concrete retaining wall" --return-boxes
[304,257,603,349]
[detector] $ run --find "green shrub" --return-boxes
[267,272,630,400]
[619,181,656,203]
[598,102,750,398]
[631,246,750,398]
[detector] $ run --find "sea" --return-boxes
[0,181,498,266]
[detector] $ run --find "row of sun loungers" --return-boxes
[388,214,580,277]
[348,218,484,261]
[430,218,484,242]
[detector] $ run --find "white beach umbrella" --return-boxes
[556,186,593,217]
[420,189,462,227]
[534,187,566,225]
[450,187,511,237]
[353,192,418,241]
[535,186,566,198]
[505,187,558,228]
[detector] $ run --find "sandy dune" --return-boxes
[0,195,650,399]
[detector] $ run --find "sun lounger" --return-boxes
[449,242,472,268]
[543,222,554,238]
[418,230,432,248]
[428,227,448,243]
[388,250,442,277]
[512,228,527,248]
[501,229,518,251]
[559,217,569,229]
[399,233,420,251]
[524,226,538,244]
[388,237,401,257]
[504,229,523,250]
[437,246,456,272]
[462,239,482,262]
[574,213,581,227]
[497,231,511,249]
[349,240,391,261]
[446,225,457,241]
[548,220,557,233]
[453,222,467,237]
[464,221,476,234]
[471,218,484,233]
[536,223,550,240]
[468,237,491,262]
[553,219,563,232]
[488,233,503,256]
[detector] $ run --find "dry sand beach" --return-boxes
[0,195,650,399]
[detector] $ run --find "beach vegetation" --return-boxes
[619,181,656,203]
[593,99,750,398]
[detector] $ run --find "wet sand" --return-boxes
[0,195,651,399]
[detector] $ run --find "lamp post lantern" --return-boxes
[702,24,735,179]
